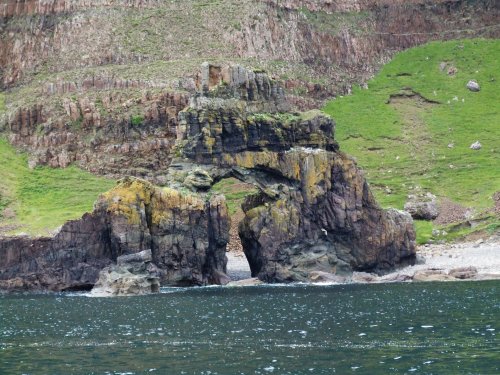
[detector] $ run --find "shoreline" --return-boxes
[1,241,499,295]
[225,239,500,286]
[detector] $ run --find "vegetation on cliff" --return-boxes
[0,139,114,235]
[324,39,500,243]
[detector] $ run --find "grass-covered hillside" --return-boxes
[324,39,499,243]
[0,139,115,236]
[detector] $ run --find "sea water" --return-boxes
[0,281,498,374]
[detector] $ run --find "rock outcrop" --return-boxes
[170,64,416,283]
[0,64,415,290]
[5,91,189,180]
[90,249,161,297]
[1,0,497,91]
[0,178,229,291]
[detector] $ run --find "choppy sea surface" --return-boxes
[0,281,498,374]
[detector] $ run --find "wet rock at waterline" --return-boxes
[90,250,160,297]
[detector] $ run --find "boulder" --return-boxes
[308,271,348,284]
[183,169,213,191]
[404,193,439,220]
[466,80,480,92]
[449,266,478,280]
[379,273,413,283]
[413,269,455,282]
[90,250,160,297]
[470,141,482,150]
[352,272,379,283]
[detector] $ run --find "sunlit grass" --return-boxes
[0,138,115,235]
[324,39,500,241]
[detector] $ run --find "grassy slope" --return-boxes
[0,139,115,235]
[211,178,257,216]
[324,39,500,242]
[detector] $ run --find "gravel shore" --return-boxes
[225,238,500,284]
[226,252,251,281]
[398,240,500,279]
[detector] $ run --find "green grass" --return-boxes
[131,114,144,126]
[0,138,115,235]
[211,178,257,215]
[323,39,500,242]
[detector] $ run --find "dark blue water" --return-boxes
[1,281,498,374]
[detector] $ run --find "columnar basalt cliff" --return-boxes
[0,178,229,290]
[5,90,189,178]
[1,0,497,179]
[1,0,497,90]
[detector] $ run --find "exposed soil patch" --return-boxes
[434,198,470,225]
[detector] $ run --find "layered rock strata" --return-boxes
[0,178,229,291]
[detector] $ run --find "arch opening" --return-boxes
[210,177,258,281]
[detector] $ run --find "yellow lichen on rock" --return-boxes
[97,178,207,226]
[231,151,279,170]
[151,187,205,225]
[99,178,155,225]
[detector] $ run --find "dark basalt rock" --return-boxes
[0,64,415,290]
[173,65,417,282]
[0,178,229,291]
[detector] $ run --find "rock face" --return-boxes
[5,91,189,180]
[90,250,160,297]
[0,178,230,291]
[0,0,497,90]
[236,153,416,282]
[172,64,416,283]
